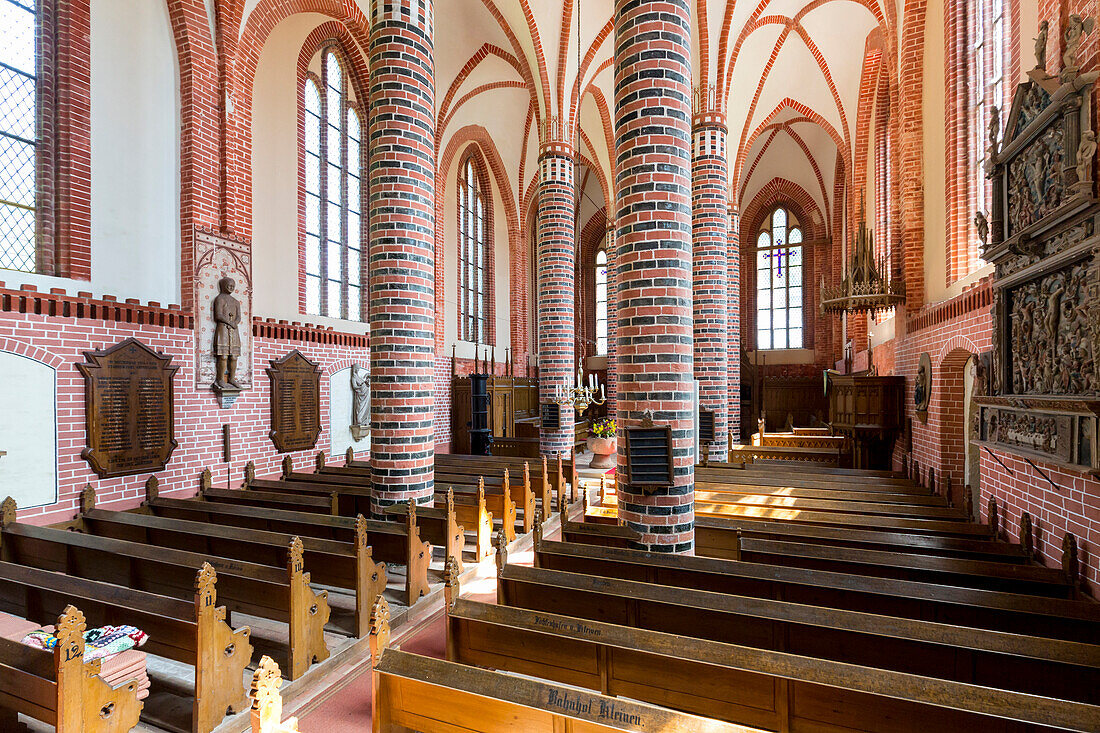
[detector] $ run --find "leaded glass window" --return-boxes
[756,207,803,350]
[303,48,363,321]
[595,249,608,355]
[458,156,487,343]
[0,0,37,273]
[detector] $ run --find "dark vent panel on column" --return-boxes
[699,409,715,443]
[625,426,673,491]
[541,403,561,431]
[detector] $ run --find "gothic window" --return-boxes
[458,155,488,343]
[756,206,803,350]
[304,48,363,321]
[967,0,1005,274]
[594,249,608,355]
[0,0,38,273]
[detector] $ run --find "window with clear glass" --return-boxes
[0,0,37,273]
[458,156,487,343]
[968,0,1003,274]
[756,207,803,350]
[304,48,362,321]
[595,249,608,355]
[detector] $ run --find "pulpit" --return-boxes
[826,373,905,469]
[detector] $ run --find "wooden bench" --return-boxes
[0,560,251,733]
[434,455,556,515]
[729,443,843,466]
[249,655,299,733]
[1,499,327,680]
[435,466,535,533]
[695,490,968,521]
[490,563,1100,703]
[693,481,948,506]
[372,648,752,733]
[77,487,393,631]
[446,594,1099,732]
[436,472,520,540]
[532,539,1100,642]
[152,479,460,574]
[0,605,144,733]
[435,452,576,505]
[203,485,337,515]
[696,464,918,489]
[384,486,493,560]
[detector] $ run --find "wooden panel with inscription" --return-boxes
[78,338,179,478]
[267,350,322,453]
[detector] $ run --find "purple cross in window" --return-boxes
[765,248,792,277]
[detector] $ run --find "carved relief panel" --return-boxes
[194,228,253,394]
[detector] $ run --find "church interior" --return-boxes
[1,0,1099,730]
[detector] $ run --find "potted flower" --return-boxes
[587,418,617,469]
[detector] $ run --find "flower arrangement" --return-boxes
[592,418,617,439]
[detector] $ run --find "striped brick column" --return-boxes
[614,0,695,553]
[368,0,435,515]
[536,142,576,457]
[692,108,729,459]
[605,224,618,417]
[728,209,741,443]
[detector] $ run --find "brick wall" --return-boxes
[5,290,370,526]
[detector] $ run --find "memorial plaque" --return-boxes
[267,350,322,453]
[78,338,179,478]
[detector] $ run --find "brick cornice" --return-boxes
[904,277,992,335]
[251,317,367,348]
[0,284,194,329]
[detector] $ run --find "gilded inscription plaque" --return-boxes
[267,350,322,453]
[78,338,179,478]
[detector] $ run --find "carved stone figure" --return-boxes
[1076,129,1096,183]
[974,211,989,246]
[914,353,932,421]
[213,277,242,389]
[350,364,370,439]
[1035,20,1049,69]
[1062,14,1095,74]
[988,106,1001,157]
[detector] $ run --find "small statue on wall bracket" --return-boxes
[915,352,932,424]
[212,277,243,399]
[1034,20,1049,70]
[974,211,989,247]
[350,363,370,442]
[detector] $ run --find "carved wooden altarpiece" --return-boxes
[976,59,1100,474]
[78,338,179,478]
[267,350,322,453]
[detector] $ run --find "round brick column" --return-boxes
[614,0,695,553]
[368,0,435,515]
[728,209,741,443]
[692,110,730,459]
[536,143,576,458]
[604,224,618,418]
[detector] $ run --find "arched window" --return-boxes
[756,206,803,350]
[303,48,363,321]
[966,0,1004,275]
[458,156,488,343]
[594,249,608,355]
[0,0,38,273]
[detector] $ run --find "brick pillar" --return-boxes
[692,109,729,459]
[614,0,695,553]
[368,0,435,514]
[728,208,741,442]
[537,142,576,457]
[605,224,618,418]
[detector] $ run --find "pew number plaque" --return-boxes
[267,350,322,453]
[78,338,179,478]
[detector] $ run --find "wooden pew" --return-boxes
[491,562,1100,704]
[436,472,520,540]
[696,464,918,490]
[77,486,392,630]
[372,648,750,733]
[249,655,299,733]
[152,478,461,574]
[204,485,338,515]
[1,500,327,680]
[532,539,1100,642]
[434,452,575,506]
[695,490,968,520]
[433,455,554,515]
[385,487,493,560]
[694,481,949,506]
[238,463,370,517]
[447,595,1099,731]
[435,466,534,533]
[0,605,144,733]
[0,559,251,733]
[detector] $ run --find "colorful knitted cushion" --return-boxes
[21,624,148,662]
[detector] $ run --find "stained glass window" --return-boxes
[458,156,487,343]
[968,0,1003,274]
[756,207,803,350]
[595,249,608,355]
[0,0,37,273]
[303,49,363,321]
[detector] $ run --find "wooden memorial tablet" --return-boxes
[78,338,179,478]
[267,350,322,453]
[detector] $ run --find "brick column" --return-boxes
[692,108,729,459]
[614,0,695,553]
[536,142,576,457]
[728,208,741,442]
[605,224,618,417]
[368,0,435,514]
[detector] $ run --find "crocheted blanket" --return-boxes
[22,624,148,662]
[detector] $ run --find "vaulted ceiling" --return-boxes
[241,0,898,238]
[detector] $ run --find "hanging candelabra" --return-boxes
[554,361,606,414]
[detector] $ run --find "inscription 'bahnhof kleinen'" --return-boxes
[544,689,643,726]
